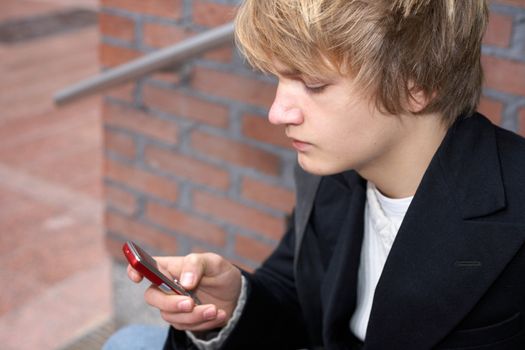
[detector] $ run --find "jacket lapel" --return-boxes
[294,168,367,347]
[364,116,525,349]
[320,173,366,347]
[293,164,322,269]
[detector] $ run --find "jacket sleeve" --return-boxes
[163,211,310,349]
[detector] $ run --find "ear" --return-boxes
[406,83,433,114]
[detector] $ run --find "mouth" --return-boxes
[291,138,312,152]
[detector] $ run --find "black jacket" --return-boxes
[165,114,525,349]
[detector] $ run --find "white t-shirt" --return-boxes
[349,182,413,341]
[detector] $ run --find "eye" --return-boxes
[303,80,328,93]
[304,83,327,93]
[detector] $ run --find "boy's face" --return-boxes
[269,62,409,177]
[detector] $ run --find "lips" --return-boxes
[291,139,312,152]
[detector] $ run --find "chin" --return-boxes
[297,155,347,176]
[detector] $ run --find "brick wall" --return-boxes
[100,0,295,275]
[99,1,525,321]
[478,1,525,131]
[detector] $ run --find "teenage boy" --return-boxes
[126,0,525,349]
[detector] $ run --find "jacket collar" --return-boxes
[437,114,506,219]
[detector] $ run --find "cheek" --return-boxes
[322,110,393,161]
[323,112,370,149]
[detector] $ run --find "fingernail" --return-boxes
[217,310,226,322]
[203,307,217,320]
[178,300,192,312]
[181,272,194,287]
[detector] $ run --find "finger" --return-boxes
[144,285,195,313]
[185,309,228,332]
[178,252,226,289]
[160,305,226,328]
[179,254,207,290]
[127,264,143,283]
[154,256,184,280]
[168,309,228,332]
[162,304,217,325]
[155,253,225,289]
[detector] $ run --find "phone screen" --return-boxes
[123,241,201,304]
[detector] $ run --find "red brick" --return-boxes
[144,145,230,190]
[191,130,280,175]
[151,71,184,84]
[105,235,128,263]
[192,1,237,27]
[103,103,178,144]
[105,158,179,201]
[484,13,513,47]
[482,56,525,96]
[478,97,503,125]
[99,12,135,42]
[143,23,190,48]
[190,246,210,254]
[495,0,525,8]
[142,85,229,128]
[191,67,276,108]
[106,82,136,102]
[104,184,137,215]
[104,129,136,159]
[241,177,295,213]
[105,211,179,254]
[99,44,141,68]
[235,235,275,263]
[242,113,292,149]
[193,190,286,240]
[146,201,227,247]
[101,0,183,19]
[142,23,233,62]
[203,46,233,64]
[519,108,525,137]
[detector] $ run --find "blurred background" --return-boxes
[0,0,524,349]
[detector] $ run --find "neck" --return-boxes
[359,113,448,199]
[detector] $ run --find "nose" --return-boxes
[268,83,303,126]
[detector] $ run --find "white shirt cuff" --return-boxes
[185,275,247,350]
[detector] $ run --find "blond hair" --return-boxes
[235,0,488,125]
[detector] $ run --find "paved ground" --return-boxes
[0,1,112,349]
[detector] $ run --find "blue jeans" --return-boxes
[102,324,169,350]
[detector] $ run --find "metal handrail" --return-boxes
[54,22,234,105]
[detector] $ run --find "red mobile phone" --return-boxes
[122,241,201,305]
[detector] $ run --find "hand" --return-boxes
[127,253,242,332]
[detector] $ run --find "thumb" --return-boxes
[179,253,207,290]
